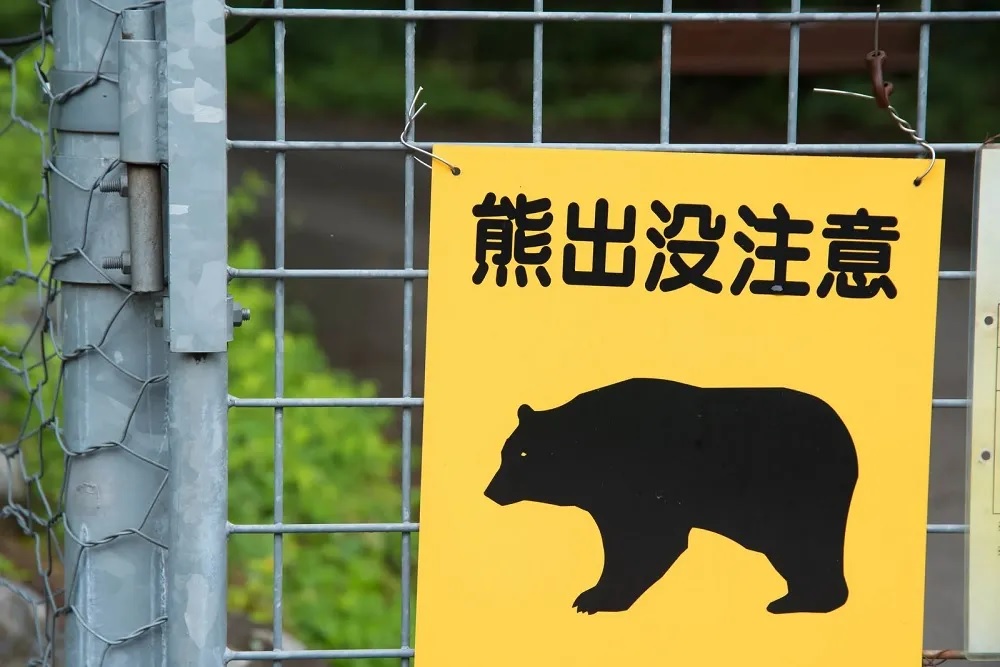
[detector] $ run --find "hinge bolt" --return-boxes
[102,251,132,275]
[99,173,128,197]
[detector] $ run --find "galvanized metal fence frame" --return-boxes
[2,1,1000,665]
[223,6,999,663]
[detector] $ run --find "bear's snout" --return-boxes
[484,469,518,506]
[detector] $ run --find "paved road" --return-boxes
[227,107,990,660]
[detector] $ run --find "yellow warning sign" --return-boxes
[414,146,944,666]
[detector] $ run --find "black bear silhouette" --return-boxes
[484,377,858,616]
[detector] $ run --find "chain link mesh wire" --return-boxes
[1,3,65,664]
[1,1,168,665]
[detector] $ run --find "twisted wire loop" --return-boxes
[399,85,462,175]
[813,87,937,185]
[882,101,936,185]
[813,5,935,186]
[1,1,169,665]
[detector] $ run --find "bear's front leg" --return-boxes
[573,519,690,615]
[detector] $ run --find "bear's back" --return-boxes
[544,377,704,463]
[544,377,853,470]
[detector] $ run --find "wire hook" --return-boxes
[813,4,934,186]
[813,87,936,186]
[873,2,880,53]
[400,86,461,176]
[864,4,893,109]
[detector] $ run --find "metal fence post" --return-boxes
[48,0,169,665]
[964,143,1000,660]
[163,0,231,664]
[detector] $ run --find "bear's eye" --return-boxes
[519,451,527,457]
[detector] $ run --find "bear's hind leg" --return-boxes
[573,522,689,615]
[762,538,848,614]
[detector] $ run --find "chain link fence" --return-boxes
[1,2,64,663]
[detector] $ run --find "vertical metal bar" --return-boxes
[60,287,169,667]
[273,0,287,663]
[49,1,168,665]
[402,2,416,664]
[164,0,230,664]
[659,0,672,143]
[917,0,931,139]
[532,0,543,143]
[787,0,801,144]
[165,352,228,663]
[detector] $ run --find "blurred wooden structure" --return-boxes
[666,21,920,75]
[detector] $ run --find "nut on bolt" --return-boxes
[232,301,250,327]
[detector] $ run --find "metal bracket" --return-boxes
[164,0,230,354]
[119,9,165,167]
[46,69,120,134]
[117,7,166,294]
[155,296,251,343]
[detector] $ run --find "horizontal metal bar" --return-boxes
[226,648,414,662]
[929,523,968,534]
[230,268,968,281]
[225,8,1000,24]
[228,139,983,155]
[229,396,423,408]
[227,521,959,535]
[225,647,967,662]
[229,268,428,280]
[924,649,968,661]
[934,398,969,408]
[228,522,419,534]
[231,397,960,409]
[226,645,967,661]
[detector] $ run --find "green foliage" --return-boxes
[1,43,412,663]
[0,552,32,581]
[226,174,415,657]
[0,44,62,513]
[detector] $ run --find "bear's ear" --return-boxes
[517,404,534,421]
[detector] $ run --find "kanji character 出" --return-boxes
[562,198,637,287]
